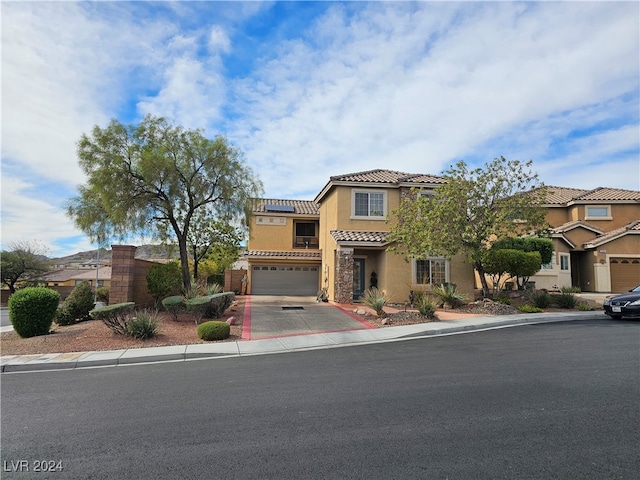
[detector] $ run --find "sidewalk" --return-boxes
[1,310,604,373]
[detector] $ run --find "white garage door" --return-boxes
[251,265,319,295]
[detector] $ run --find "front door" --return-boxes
[353,258,365,301]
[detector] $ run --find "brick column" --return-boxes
[334,248,354,304]
[109,245,137,305]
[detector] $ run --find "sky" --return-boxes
[1,0,639,258]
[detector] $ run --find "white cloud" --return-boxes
[228,1,639,197]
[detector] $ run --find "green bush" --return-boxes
[493,293,511,305]
[207,292,235,318]
[206,283,223,295]
[96,286,110,303]
[197,321,230,341]
[162,295,185,321]
[577,302,595,311]
[361,287,388,317]
[186,296,212,325]
[561,286,581,294]
[90,302,135,335]
[126,310,159,339]
[416,295,437,319]
[555,292,578,309]
[57,282,95,325]
[531,291,552,309]
[146,261,182,306]
[518,304,543,313]
[432,283,467,309]
[8,287,60,338]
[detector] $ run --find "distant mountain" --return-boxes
[51,245,180,266]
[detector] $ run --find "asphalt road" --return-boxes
[2,318,639,479]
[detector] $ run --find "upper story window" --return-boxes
[585,205,611,220]
[352,190,386,219]
[294,221,319,248]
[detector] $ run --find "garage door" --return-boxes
[610,258,640,293]
[251,265,319,295]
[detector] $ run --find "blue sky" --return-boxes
[2,1,639,258]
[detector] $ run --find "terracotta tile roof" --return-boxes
[583,220,640,249]
[329,169,446,185]
[39,269,90,282]
[544,186,590,205]
[251,198,319,215]
[574,187,640,202]
[544,186,640,205]
[330,230,390,245]
[71,267,112,281]
[551,220,604,235]
[246,250,321,259]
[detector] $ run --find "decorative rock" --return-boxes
[381,318,392,325]
[356,309,367,316]
[226,316,237,325]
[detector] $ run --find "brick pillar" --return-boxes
[334,248,354,304]
[109,245,137,305]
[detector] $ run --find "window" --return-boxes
[353,190,386,218]
[295,222,316,237]
[414,258,448,285]
[97,280,104,287]
[541,261,554,270]
[560,255,570,271]
[585,205,611,219]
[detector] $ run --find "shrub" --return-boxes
[90,302,135,335]
[518,304,543,313]
[197,321,230,341]
[186,296,212,325]
[416,295,437,319]
[206,283,223,295]
[531,291,552,309]
[162,295,185,321]
[8,287,60,338]
[361,287,388,317]
[146,261,182,306]
[96,286,110,303]
[432,283,467,309]
[57,282,95,325]
[561,286,581,294]
[493,293,511,305]
[207,292,235,318]
[126,310,159,339]
[555,292,577,309]
[577,302,595,311]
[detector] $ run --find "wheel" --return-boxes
[610,314,622,320]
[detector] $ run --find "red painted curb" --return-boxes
[241,295,252,340]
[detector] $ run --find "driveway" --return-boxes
[244,295,375,339]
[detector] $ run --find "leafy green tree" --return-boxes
[484,237,552,292]
[146,261,183,307]
[491,237,553,264]
[1,240,52,294]
[388,157,548,297]
[187,209,244,280]
[66,115,262,290]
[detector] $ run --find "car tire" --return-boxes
[610,315,622,320]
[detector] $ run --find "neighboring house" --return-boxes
[529,186,640,293]
[39,267,112,289]
[245,169,475,303]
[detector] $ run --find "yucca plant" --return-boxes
[432,283,467,309]
[416,294,438,319]
[361,287,388,317]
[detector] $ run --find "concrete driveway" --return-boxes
[244,295,375,340]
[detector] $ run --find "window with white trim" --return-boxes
[352,190,386,218]
[560,254,570,271]
[585,205,611,219]
[414,258,448,285]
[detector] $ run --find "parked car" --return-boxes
[603,285,640,319]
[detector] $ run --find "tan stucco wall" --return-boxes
[248,216,294,251]
[564,227,599,250]
[331,185,400,231]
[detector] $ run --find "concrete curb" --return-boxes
[1,311,605,373]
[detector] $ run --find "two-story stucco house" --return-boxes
[245,169,474,303]
[530,186,640,293]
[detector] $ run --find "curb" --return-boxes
[1,311,605,373]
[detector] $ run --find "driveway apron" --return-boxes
[243,295,376,340]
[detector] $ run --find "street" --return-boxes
[2,318,639,479]
[1,308,11,328]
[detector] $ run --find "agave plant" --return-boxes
[432,283,467,309]
[361,287,388,317]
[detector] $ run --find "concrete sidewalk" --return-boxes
[1,310,605,373]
